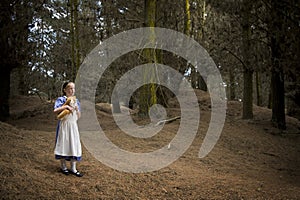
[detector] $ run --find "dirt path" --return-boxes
[1,93,300,199]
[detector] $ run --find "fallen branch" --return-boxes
[155,116,181,126]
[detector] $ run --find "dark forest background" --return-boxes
[0,0,300,130]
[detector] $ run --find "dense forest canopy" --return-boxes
[0,0,299,130]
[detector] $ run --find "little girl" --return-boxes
[53,81,83,177]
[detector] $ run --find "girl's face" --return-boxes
[64,82,75,97]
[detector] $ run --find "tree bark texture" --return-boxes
[269,0,286,130]
[0,67,11,121]
[139,0,158,116]
[241,0,253,119]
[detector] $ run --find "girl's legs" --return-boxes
[60,159,67,170]
[70,159,83,177]
[60,159,69,175]
[70,159,77,173]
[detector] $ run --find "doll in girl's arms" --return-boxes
[57,96,76,120]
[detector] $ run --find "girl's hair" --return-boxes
[62,81,72,96]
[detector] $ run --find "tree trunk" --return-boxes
[74,0,80,75]
[268,90,272,109]
[70,0,75,80]
[270,67,286,129]
[269,0,286,130]
[255,71,261,106]
[0,2,15,121]
[184,0,191,36]
[228,67,235,100]
[191,66,197,88]
[243,69,253,119]
[241,0,253,119]
[139,0,157,117]
[196,0,206,41]
[185,0,206,91]
[0,67,11,121]
[69,0,80,81]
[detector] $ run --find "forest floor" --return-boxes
[1,90,300,199]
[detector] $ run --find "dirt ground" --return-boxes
[1,90,300,199]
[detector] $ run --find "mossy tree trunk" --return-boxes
[139,0,158,117]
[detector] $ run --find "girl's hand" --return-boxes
[65,105,74,111]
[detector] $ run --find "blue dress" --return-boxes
[54,96,82,161]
